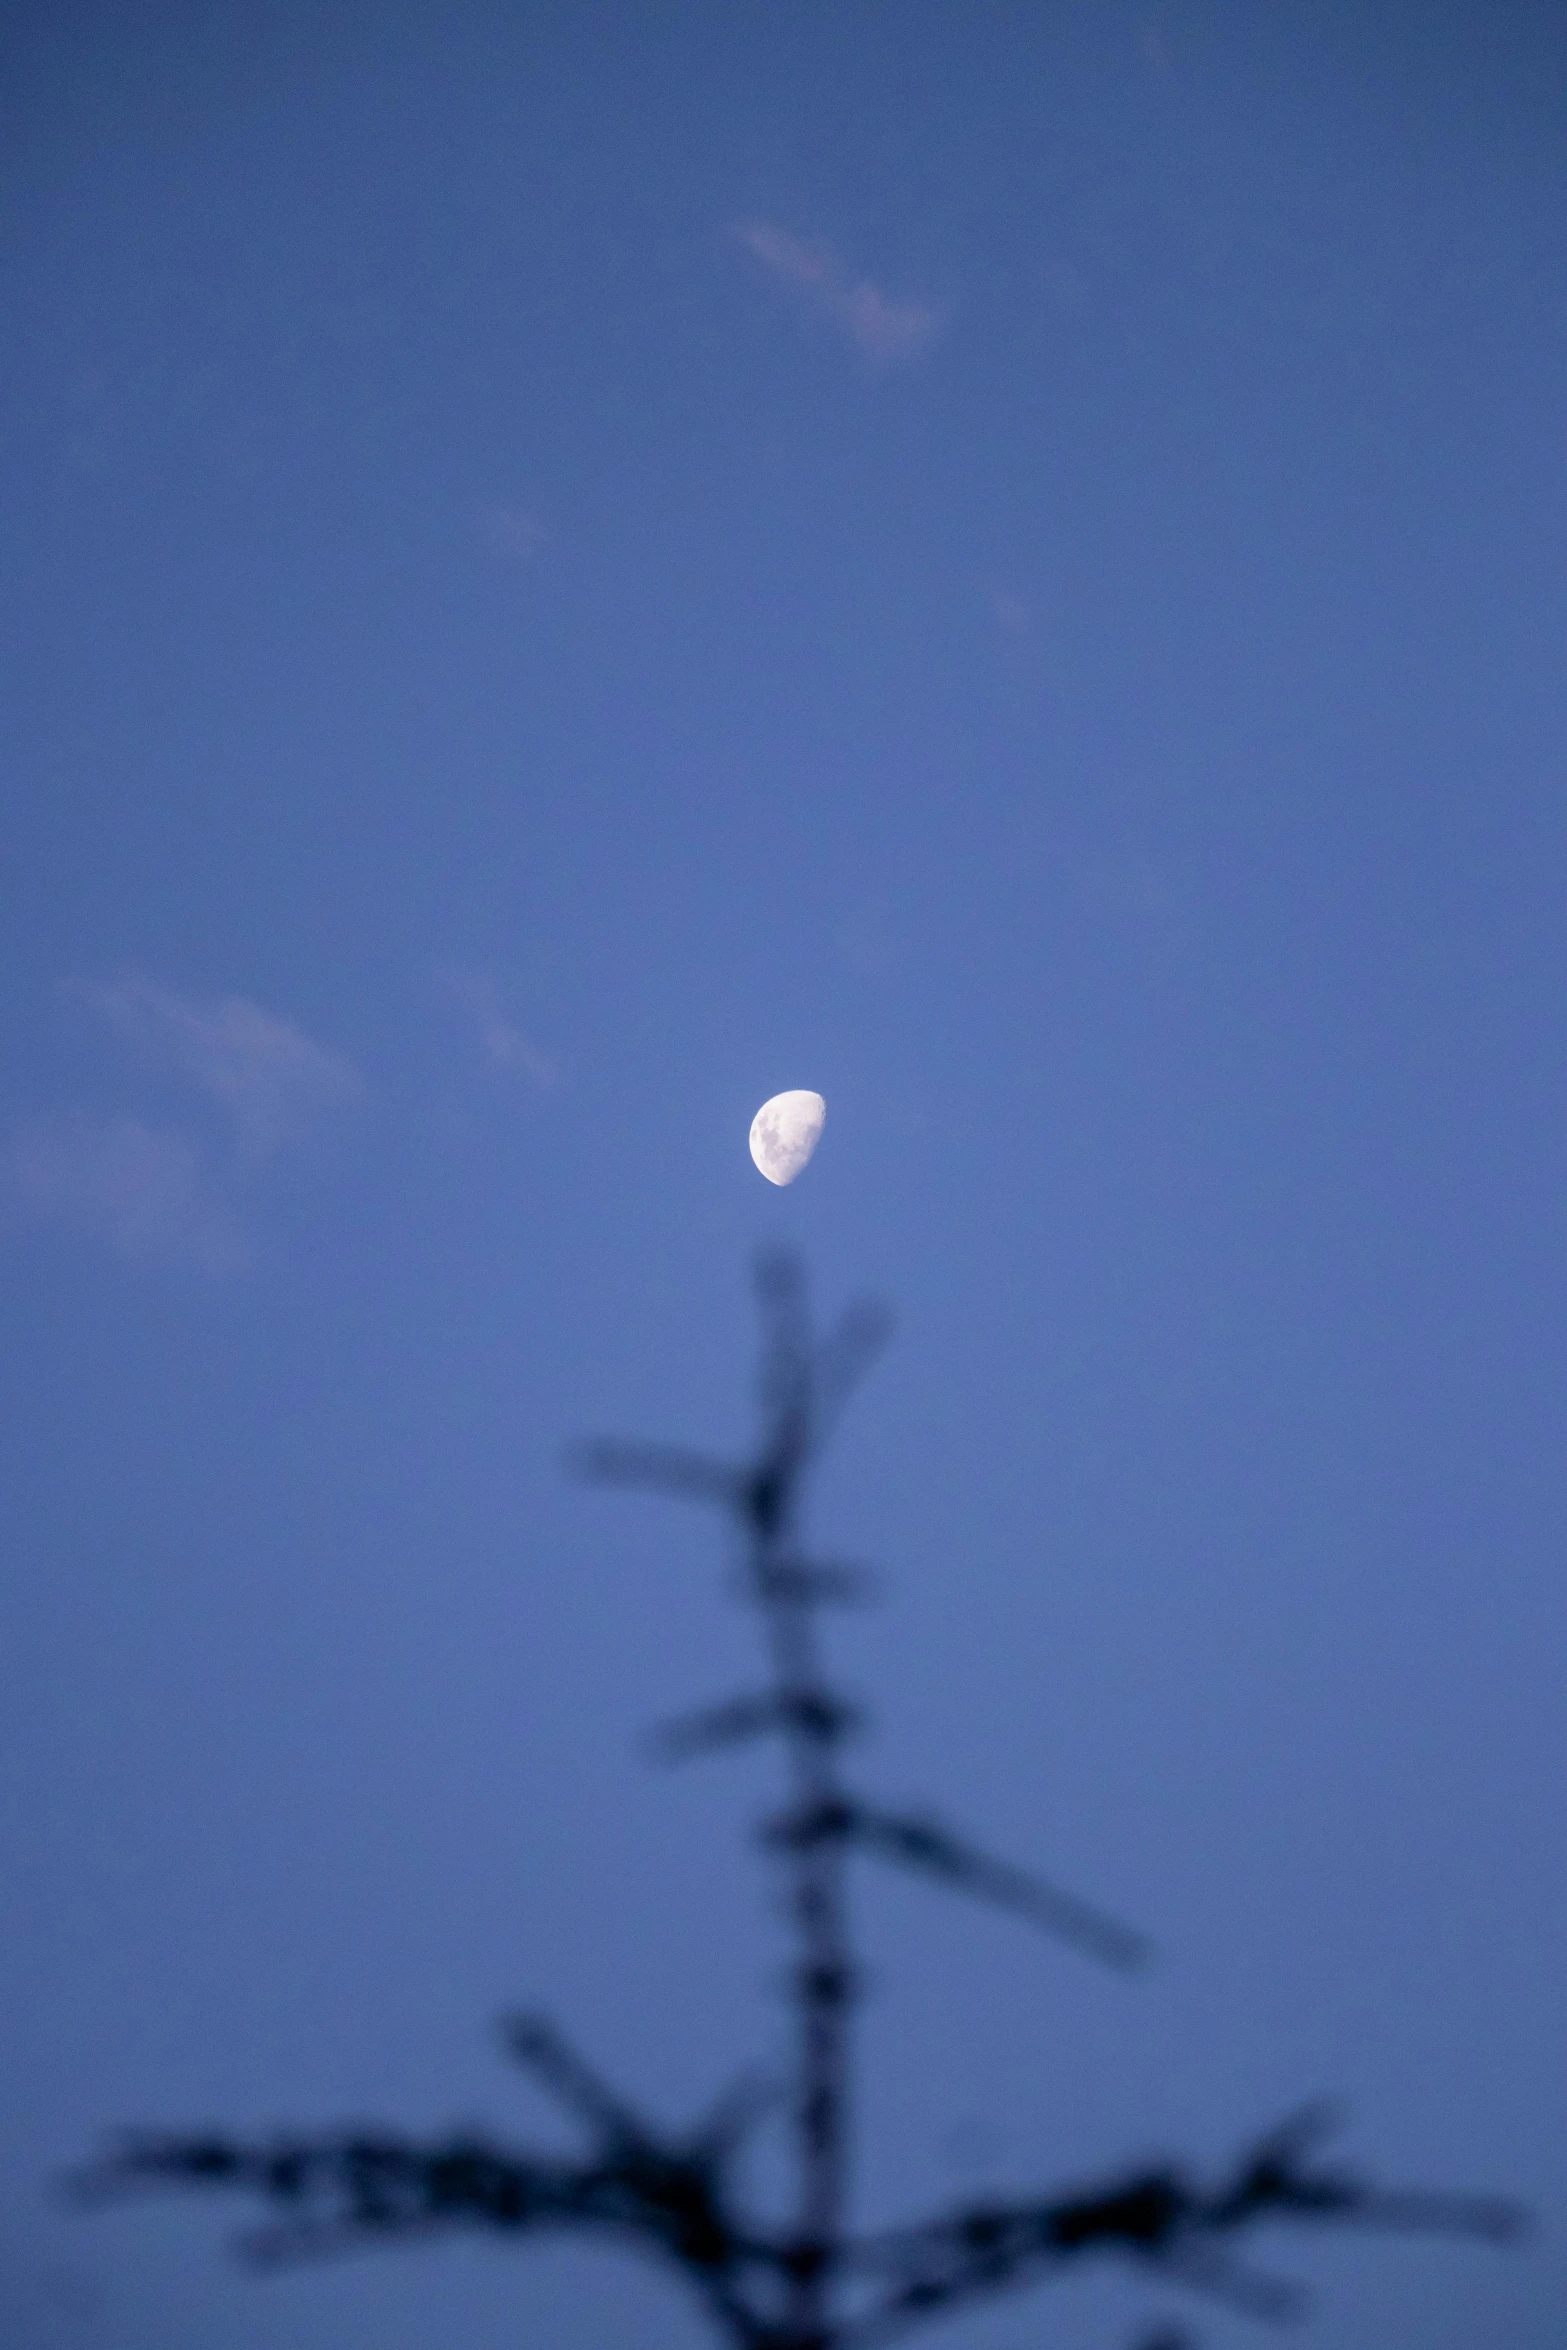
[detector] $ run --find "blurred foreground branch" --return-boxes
[74,1254,1523,2348]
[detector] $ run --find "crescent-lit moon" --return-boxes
[749,1090,826,1186]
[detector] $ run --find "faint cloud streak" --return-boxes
[6,977,364,1272]
[436,969,558,1088]
[732,222,937,361]
[5,1111,245,1271]
[66,975,365,1158]
[478,504,548,563]
[986,584,1033,637]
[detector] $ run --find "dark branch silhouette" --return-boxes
[71,1252,1523,2348]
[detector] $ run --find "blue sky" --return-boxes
[3,5,1566,2345]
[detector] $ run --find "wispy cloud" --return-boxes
[478,503,547,563]
[436,969,557,1088]
[6,978,364,1271]
[987,584,1034,638]
[66,976,364,1158]
[731,222,938,361]
[5,1111,245,1272]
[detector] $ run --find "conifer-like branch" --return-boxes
[73,1254,1523,2347]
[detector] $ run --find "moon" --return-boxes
[749,1090,826,1186]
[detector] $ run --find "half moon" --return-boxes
[749,1090,826,1186]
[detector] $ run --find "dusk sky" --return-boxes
[3,6,1566,2346]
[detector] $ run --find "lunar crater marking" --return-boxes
[749,1090,826,1186]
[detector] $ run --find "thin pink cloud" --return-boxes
[4,978,366,1273]
[478,503,547,563]
[731,222,937,361]
[435,968,558,1088]
[67,976,365,1159]
[5,1111,244,1271]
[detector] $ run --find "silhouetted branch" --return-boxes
[651,1689,864,1763]
[689,2069,782,2168]
[72,2096,785,2342]
[572,1438,742,1511]
[77,1250,1522,2350]
[811,1297,896,1447]
[68,2126,568,2253]
[750,1558,877,1606]
[500,2012,656,2153]
[760,1797,1150,1972]
[839,2107,1524,2347]
[1203,2102,1523,2243]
